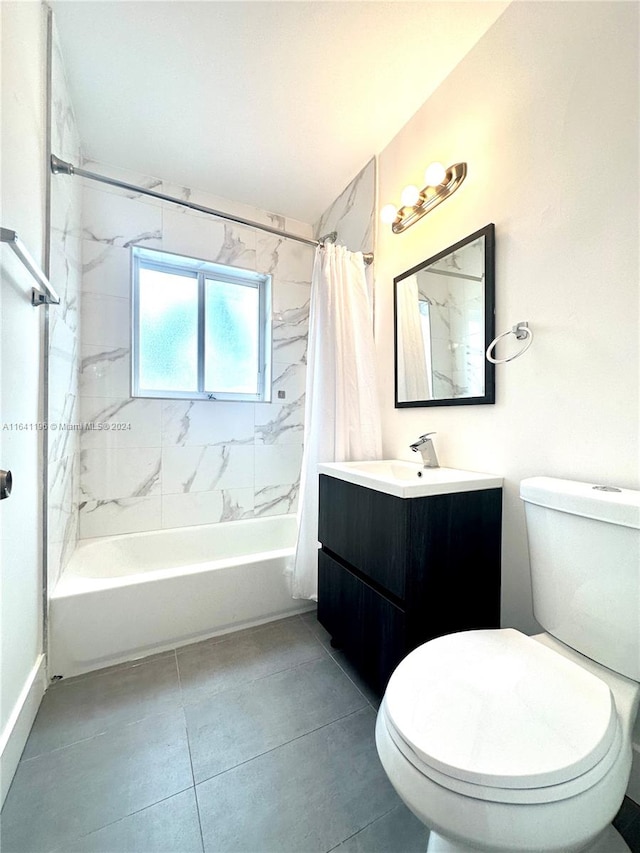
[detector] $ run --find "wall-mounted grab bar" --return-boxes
[0,227,60,306]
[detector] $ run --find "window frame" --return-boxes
[131,245,272,402]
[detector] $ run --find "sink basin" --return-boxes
[317,460,502,499]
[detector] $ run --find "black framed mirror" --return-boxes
[394,223,495,408]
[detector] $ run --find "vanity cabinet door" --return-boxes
[318,550,406,694]
[318,475,406,599]
[405,488,502,650]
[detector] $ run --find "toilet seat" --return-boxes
[383,629,623,805]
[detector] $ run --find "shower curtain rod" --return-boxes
[50,155,373,264]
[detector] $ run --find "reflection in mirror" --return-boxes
[394,224,495,408]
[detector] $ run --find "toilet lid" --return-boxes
[384,629,618,789]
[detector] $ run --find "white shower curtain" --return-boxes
[397,275,431,402]
[292,243,382,601]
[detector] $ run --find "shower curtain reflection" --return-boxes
[396,275,431,403]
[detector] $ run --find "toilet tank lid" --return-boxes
[520,476,640,529]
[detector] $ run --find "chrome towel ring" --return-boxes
[486,322,533,364]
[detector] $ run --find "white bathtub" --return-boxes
[49,514,311,678]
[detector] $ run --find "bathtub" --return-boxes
[49,514,312,678]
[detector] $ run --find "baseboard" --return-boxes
[0,655,46,807]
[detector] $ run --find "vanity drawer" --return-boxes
[317,472,502,697]
[318,475,406,599]
[317,550,406,694]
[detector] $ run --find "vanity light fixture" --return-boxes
[381,162,467,234]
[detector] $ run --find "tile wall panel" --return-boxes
[48,22,83,586]
[77,162,315,537]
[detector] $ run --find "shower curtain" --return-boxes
[397,275,431,402]
[292,243,381,601]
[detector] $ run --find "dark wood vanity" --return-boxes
[317,471,502,695]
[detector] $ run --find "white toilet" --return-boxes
[376,476,640,853]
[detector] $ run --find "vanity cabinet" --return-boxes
[317,474,502,695]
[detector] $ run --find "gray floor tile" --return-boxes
[331,804,429,853]
[196,706,400,853]
[298,614,382,708]
[331,650,382,709]
[177,617,325,704]
[1,711,193,853]
[56,789,203,853]
[299,608,334,650]
[24,654,181,759]
[186,656,367,783]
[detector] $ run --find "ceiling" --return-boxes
[51,1,509,224]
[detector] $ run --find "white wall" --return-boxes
[376,1,639,637]
[0,0,48,804]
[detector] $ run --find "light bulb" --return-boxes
[380,203,398,224]
[424,162,447,186]
[400,185,420,207]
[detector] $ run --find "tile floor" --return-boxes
[2,612,640,853]
[1,613,427,853]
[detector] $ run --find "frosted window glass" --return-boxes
[204,278,259,394]
[138,268,198,392]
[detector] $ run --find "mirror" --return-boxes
[394,223,495,408]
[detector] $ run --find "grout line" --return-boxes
[327,651,380,710]
[20,705,185,765]
[18,616,364,831]
[176,618,329,706]
[174,647,184,703]
[30,619,339,766]
[47,785,196,853]
[325,804,401,853]
[191,785,207,853]
[295,610,336,654]
[296,611,382,709]
[193,705,369,789]
[177,683,207,853]
[180,648,332,711]
[23,657,184,762]
[20,729,111,765]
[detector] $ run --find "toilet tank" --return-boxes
[521,477,640,681]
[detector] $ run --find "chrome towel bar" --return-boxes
[0,227,60,306]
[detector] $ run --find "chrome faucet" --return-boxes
[410,432,439,468]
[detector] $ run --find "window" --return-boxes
[131,246,271,401]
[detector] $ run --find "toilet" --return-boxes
[376,476,640,853]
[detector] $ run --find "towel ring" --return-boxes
[486,322,533,364]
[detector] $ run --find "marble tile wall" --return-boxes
[417,276,451,398]
[48,22,82,586]
[417,273,484,399]
[314,157,376,307]
[314,158,375,256]
[77,161,314,538]
[420,235,486,399]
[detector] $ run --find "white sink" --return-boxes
[317,460,502,499]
